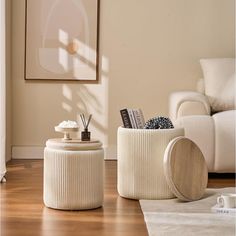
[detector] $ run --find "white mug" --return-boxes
[217,193,236,208]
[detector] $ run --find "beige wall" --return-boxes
[11,0,235,159]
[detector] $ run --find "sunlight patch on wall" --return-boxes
[59,28,68,46]
[59,48,68,71]
[102,55,109,73]
[74,39,95,64]
[62,102,72,113]
[62,84,72,101]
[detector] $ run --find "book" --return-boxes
[211,204,236,214]
[128,109,138,129]
[120,108,145,129]
[120,109,132,128]
[133,109,145,129]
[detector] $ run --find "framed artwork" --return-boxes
[24,0,99,81]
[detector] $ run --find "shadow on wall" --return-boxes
[24,0,111,150]
[56,30,109,141]
[27,29,110,145]
[60,81,107,136]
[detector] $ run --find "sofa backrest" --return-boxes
[200,58,235,112]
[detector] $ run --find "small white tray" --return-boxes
[211,204,236,214]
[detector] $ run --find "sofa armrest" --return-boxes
[169,91,211,122]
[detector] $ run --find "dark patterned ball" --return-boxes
[144,116,174,129]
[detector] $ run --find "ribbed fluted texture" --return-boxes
[44,148,104,210]
[117,127,184,200]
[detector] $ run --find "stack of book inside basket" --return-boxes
[120,108,145,129]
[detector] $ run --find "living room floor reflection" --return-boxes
[1,160,234,236]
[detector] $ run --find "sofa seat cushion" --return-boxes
[200,58,235,112]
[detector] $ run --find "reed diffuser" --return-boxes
[80,114,92,141]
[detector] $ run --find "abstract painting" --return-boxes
[25,0,99,81]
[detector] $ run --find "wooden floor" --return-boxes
[1,160,235,236]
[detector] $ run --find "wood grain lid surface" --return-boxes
[163,137,208,201]
[46,139,102,151]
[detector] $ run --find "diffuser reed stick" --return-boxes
[80,114,92,141]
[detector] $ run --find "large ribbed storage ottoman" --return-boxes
[117,127,184,200]
[44,139,104,210]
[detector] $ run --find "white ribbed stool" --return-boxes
[44,139,104,210]
[117,127,184,200]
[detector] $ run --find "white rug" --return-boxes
[140,188,236,236]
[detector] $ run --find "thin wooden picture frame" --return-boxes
[24,0,100,83]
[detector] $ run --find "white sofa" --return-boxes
[169,58,235,173]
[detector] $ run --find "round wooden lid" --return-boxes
[163,137,208,201]
[46,139,102,151]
